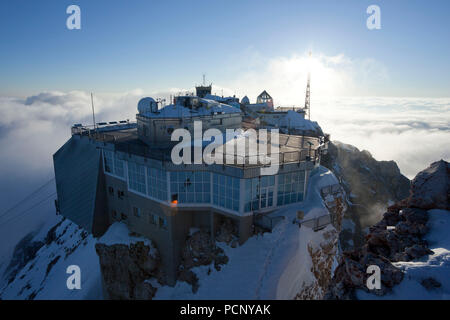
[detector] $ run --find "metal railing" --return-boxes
[73,123,321,167]
[254,213,285,231]
[299,214,334,232]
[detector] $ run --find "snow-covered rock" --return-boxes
[327,160,450,300]
[321,141,411,249]
[95,223,162,300]
[0,217,102,300]
[408,160,449,210]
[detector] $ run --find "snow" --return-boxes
[0,218,103,300]
[357,209,450,300]
[333,141,359,152]
[98,222,158,258]
[154,166,340,300]
[140,99,241,118]
[279,110,321,132]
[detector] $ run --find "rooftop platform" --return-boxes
[71,122,323,168]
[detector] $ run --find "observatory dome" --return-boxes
[138,97,157,114]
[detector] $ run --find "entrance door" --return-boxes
[260,176,275,209]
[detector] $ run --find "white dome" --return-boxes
[138,97,157,114]
[241,96,250,105]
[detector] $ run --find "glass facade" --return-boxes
[147,167,168,201]
[170,171,211,204]
[103,150,125,178]
[104,150,113,173]
[244,175,275,212]
[277,171,305,206]
[213,173,240,212]
[128,162,146,194]
[114,154,125,177]
[105,148,307,212]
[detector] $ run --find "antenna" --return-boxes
[203,74,206,86]
[91,92,96,130]
[304,51,312,120]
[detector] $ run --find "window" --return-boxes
[170,171,211,204]
[213,173,240,212]
[108,186,114,195]
[117,190,125,199]
[147,167,168,201]
[128,162,146,194]
[149,213,158,225]
[159,216,167,229]
[120,213,127,220]
[277,171,305,206]
[111,210,117,219]
[114,154,125,178]
[133,207,140,217]
[104,150,113,173]
[244,176,275,212]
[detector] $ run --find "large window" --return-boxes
[114,154,125,177]
[104,150,113,173]
[213,173,240,212]
[147,167,168,201]
[170,171,211,204]
[277,171,305,206]
[244,175,274,212]
[128,162,146,194]
[104,150,125,178]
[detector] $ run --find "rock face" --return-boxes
[295,192,346,300]
[321,141,411,249]
[95,241,163,300]
[408,160,449,210]
[295,228,339,300]
[326,160,449,299]
[178,229,229,293]
[3,233,44,285]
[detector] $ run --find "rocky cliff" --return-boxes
[322,141,411,250]
[295,195,345,300]
[326,160,449,299]
[95,223,164,300]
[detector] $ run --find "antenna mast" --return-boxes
[304,51,311,120]
[91,93,96,130]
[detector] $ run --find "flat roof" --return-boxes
[79,127,322,167]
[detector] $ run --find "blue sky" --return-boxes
[0,0,449,97]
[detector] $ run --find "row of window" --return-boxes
[108,186,125,199]
[170,171,211,204]
[104,150,307,213]
[112,208,167,230]
[212,173,240,212]
[104,150,168,202]
[277,172,305,206]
